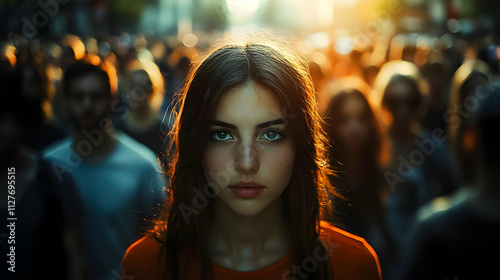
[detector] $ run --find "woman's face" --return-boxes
[202,82,296,216]
[127,70,152,108]
[336,97,370,153]
[386,81,419,129]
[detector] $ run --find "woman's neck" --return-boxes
[207,197,291,271]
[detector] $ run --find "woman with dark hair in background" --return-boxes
[324,86,388,235]
[114,60,169,156]
[322,82,393,279]
[121,34,382,280]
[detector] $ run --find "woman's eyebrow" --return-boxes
[255,118,285,129]
[209,118,285,130]
[210,120,237,129]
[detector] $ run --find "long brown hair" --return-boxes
[154,34,335,279]
[323,87,388,221]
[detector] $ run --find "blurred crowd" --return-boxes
[1,24,500,279]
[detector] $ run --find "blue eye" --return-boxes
[260,130,284,143]
[211,130,234,142]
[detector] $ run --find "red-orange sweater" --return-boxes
[121,221,382,279]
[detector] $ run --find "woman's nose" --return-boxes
[234,140,259,174]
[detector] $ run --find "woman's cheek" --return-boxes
[261,144,296,186]
[202,144,234,185]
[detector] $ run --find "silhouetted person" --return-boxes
[14,59,67,151]
[448,60,490,184]
[421,55,452,133]
[378,69,462,279]
[43,62,164,280]
[398,82,500,280]
[0,64,84,280]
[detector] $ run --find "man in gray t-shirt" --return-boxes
[44,62,165,280]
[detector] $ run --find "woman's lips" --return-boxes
[229,181,265,198]
[230,187,264,198]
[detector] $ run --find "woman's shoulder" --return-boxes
[319,221,383,280]
[121,235,167,280]
[319,220,377,256]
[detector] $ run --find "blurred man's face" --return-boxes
[66,74,111,131]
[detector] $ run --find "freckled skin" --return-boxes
[202,82,296,216]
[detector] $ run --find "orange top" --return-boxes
[121,221,382,280]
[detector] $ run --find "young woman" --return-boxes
[323,85,386,228]
[114,60,168,156]
[121,35,382,280]
[322,83,393,278]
